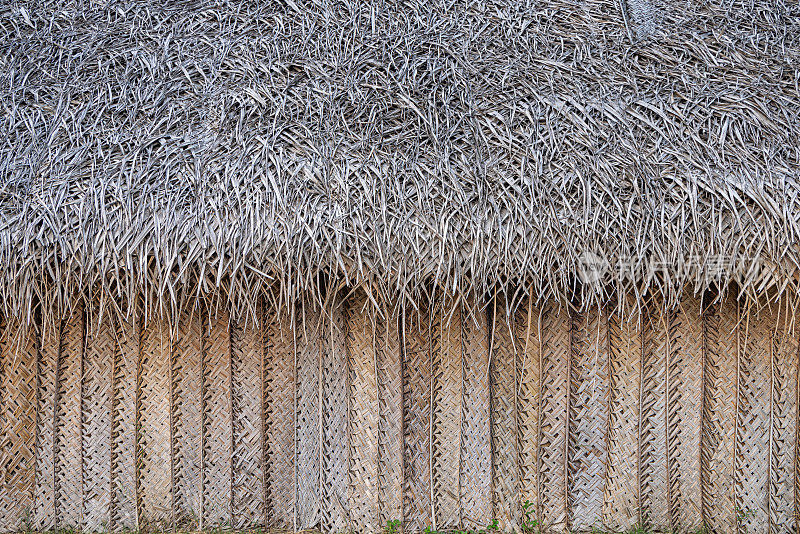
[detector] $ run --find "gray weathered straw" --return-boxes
[1,0,799,323]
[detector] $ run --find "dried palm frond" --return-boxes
[0,0,798,326]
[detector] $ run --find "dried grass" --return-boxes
[0,0,799,326]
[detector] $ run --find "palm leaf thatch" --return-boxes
[1,0,799,323]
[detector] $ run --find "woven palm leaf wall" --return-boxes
[1,290,799,533]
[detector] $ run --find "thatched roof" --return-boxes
[2,0,800,320]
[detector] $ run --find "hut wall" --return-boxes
[0,293,798,533]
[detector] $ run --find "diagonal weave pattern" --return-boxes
[55,307,85,529]
[82,312,114,531]
[296,302,322,530]
[230,317,265,529]
[567,306,609,532]
[263,304,295,530]
[768,299,799,532]
[402,304,433,534]
[0,292,797,533]
[172,311,203,529]
[138,320,172,528]
[321,299,349,533]
[490,296,521,532]
[517,297,542,525]
[201,309,233,529]
[348,291,380,532]
[0,322,38,531]
[431,301,462,530]
[640,303,667,529]
[604,297,641,532]
[32,323,59,531]
[736,304,773,533]
[110,315,138,531]
[701,294,737,533]
[376,303,404,526]
[537,302,570,532]
[375,306,403,526]
[460,302,492,530]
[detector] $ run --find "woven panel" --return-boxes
[431,301,462,530]
[296,303,321,530]
[769,300,798,531]
[32,323,60,531]
[321,299,349,533]
[796,336,800,534]
[538,301,570,532]
[460,302,491,529]
[110,315,139,531]
[402,304,433,533]
[735,303,772,532]
[604,300,641,532]
[0,319,5,530]
[55,307,84,528]
[230,316,265,529]
[171,311,202,529]
[82,312,114,530]
[376,303,403,525]
[567,305,609,531]
[138,320,172,528]
[701,295,737,532]
[517,297,541,523]
[0,323,37,531]
[348,291,379,532]
[3,292,799,532]
[263,304,295,529]
[202,309,232,528]
[490,296,521,532]
[667,294,703,530]
[640,304,668,529]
